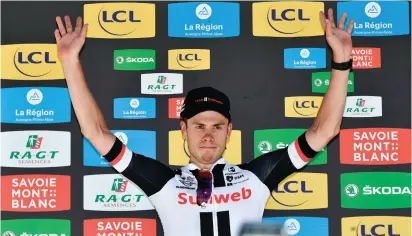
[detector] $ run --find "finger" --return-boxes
[319,11,326,29]
[346,20,354,34]
[56,16,66,35]
[74,16,82,33]
[328,8,336,28]
[325,19,333,37]
[338,12,347,30]
[64,15,73,33]
[80,23,88,38]
[54,29,61,42]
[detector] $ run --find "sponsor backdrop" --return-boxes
[1,1,411,236]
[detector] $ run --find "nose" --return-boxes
[202,132,214,142]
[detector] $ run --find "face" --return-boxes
[181,111,232,167]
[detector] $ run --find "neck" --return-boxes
[189,157,216,170]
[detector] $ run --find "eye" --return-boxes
[215,126,222,130]
[196,125,204,129]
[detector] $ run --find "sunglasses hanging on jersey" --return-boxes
[194,169,213,208]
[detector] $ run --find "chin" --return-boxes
[201,152,223,164]
[199,151,217,163]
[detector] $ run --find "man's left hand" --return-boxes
[320,8,354,63]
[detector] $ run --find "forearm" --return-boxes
[306,68,350,151]
[62,58,109,137]
[54,16,115,156]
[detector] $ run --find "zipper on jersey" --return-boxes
[211,172,218,236]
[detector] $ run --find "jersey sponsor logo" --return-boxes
[265,172,328,210]
[113,49,156,70]
[178,187,252,205]
[340,128,411,165]
[284,48,326,69]
[1,219,70,236]
[284,96,323,118]
[83,3,155,38]
[254,129,327,165]
[1,44,64,80]
[351,47,381,69]
[262,217,328,236]
[1,87,71,124]
[341,172,411,209]
[1,131,71,168]
[84,174,154,211]
[1,175,71,212]
[312,72,354,93]
[168,130,242,165]
[177,176,197,190]
[168,97,185,119]
[337,1,410,36]
[252,2,324,37]
[84,218,156,235]
[114,98,156,119]
[84,130,155,167]
[141,73,183,95]
[224,170,249,186]
[168,49,210,70]
[344,96,382,117]
[168,2,240,38]
[341,216,411,236]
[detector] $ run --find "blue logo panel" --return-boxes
[284,48,326,69]
[262,217,328,236]
[1,87,71,124]
[114,97,156,119]
[338,1,410,36]
[84,130,156,167]
[168,2,240,38]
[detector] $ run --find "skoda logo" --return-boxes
[314,78,323,87]
[345,184,359,198]
[116,56,124,64]
[258,141,272,154]
[2,232,16,236]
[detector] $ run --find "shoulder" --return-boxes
[238,148,288,170]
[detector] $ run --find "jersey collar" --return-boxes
[186,157,227,171]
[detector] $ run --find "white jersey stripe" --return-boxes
[113,147,133,172]
[287,140,308,169]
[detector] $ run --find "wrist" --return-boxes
[333,55,351,63]
[333,49,352,63]
[61,56,80,65]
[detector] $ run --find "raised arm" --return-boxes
[55,16,115,155]
[55,16,175,196]
[242,9,354,189]
[305,8,355,151]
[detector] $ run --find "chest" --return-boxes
[170,171,260,210]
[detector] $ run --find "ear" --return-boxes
[227,122,233,139]
[180,120,187,138]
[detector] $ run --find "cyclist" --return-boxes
[54,8,353,236]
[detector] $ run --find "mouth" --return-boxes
[199,146,217,150]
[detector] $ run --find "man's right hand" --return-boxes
[54,16,88,62]
[53,15,116,156]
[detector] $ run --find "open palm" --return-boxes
[320,8,354,63]
[54,16,88,61]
